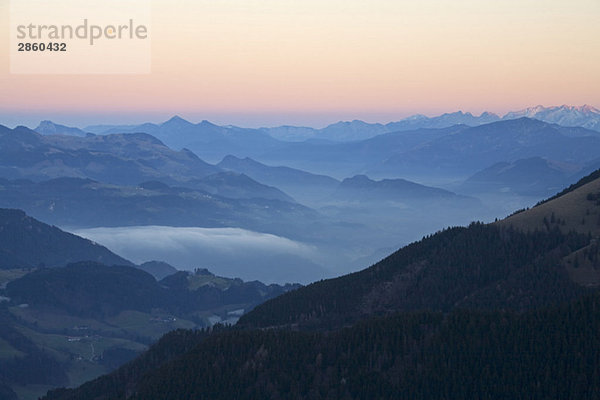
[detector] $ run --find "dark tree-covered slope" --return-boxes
[43,293,600,400]
[43,328,217,400]
[5,262,299,320]
[0,208,131,269]
[5,263,163,318]
[238,223,588,329]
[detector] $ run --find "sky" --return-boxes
[1,0,599,128]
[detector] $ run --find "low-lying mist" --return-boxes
[70,226,328,284]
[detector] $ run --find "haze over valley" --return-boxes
[1,106,599,284]
[2,107,600,400]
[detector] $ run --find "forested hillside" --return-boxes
[44,292,600,400]
[239,223,588,329]
[0,208,131,269]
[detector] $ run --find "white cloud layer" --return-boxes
[71,226,327,284]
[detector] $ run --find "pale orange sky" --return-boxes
[0,0,599,128]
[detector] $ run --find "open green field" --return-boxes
[0,269,32,289]
[12,384,56,400]
[4,307,198,397]
[0,336,24,359]
[106,310,196,340]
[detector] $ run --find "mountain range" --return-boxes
[0,177,315,232]
[460,157,584,197]
[41,104,598,144]
[333,174,466,202]
[80,116,284,163]
[268,104,599,141]
[0,124,218,185]
[26,110,600,183]
[369,118,600,179]
[218,155,340,203]
[504,104,600,131]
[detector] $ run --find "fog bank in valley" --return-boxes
[71,226,328,284]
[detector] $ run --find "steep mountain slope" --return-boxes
[386,111,501,132]
[333,175,466,202]
[461,157,579,196]
[500,169,600,237]
[315,120,389,141]
[499,170,600,287]
[42,287,600,400]
[6,263,163,318]
[264,112,499,142]
[187,171,294,202]
[137,261,178,280]
[218,155,340,202]
[0,208,131,269]
[0,177,316,234]
[240,223,586,329]
[34,121,89,137]
[1,124,304,208]
[374,118,600,178]
[0,125,219,185]
[258,126,463,178]
[88,116,285,162]
[5,263,298,321]
[265,105,598,142]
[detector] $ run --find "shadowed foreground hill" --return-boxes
[44,293,600,400]
[239,223,588,330]
[0,208,131,269]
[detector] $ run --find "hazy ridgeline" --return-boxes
[2,112,600,283]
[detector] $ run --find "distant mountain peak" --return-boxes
[403,114,428,121]
[34,120,88,137]
[198,120,218,128]
[580,104,600,113]
[35,120,59,133]
[345,174,372,182]
[38,119,57,127]
[505,104,600,117]
[162,115,192,126]
[480,111,500,118]
[502,105,600,131]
